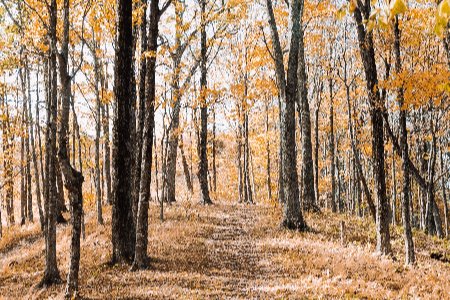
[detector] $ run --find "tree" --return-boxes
[265,0,306,230]
[352,1,391,255]
[393,15,415,265]
[297,4,317,212]
[198,0,213,205]
[38,0,62,287]
[132,0,171,270]
[112,0,136,264]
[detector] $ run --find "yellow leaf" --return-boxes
[349,0,357,13]
[389,0,407,16]
[439,0,450,19]
[336,6,347,20]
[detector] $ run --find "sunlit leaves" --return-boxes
[389,0,407,17]
[435,0,450,38]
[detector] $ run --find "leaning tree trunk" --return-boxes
[56,0,85,296]
[112,0,136,264]
[179,136,193,193]
[353,4,391,255]
[29,65,44,229]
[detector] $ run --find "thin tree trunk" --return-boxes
[440,146,449,239]
[392,153,397,226]
[329,74,336,213]
[55,0,85,295]
[29,65,43,229]
[2,90,14,226]
[265,100,272,201]
[179,135,193,193]
[394,16,415,264]
[132,0,160,270]
[93,36,104,225]
[198,0,212,205]
[212,106,217,193]
[353,5,391,254]
[101,65,112,205]
[38,0,61,286]
[314,94,321,208]
[134,0,148,210]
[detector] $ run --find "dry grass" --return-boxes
[0,200,449,299]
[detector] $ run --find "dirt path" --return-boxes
[203,205,264,295]
[1,201,450,299]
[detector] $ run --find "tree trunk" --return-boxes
[20,77,26,225]
[353,5,391,255]
[54,0,85,295]
[112,0,136,264]
[237,104,244,203]
[179,136,193,193]
[101,66,112,205]
[440,147,449,239]
[30,65,44,229]
[329,74,337,213]
[314,96,320,208]
[212,106,217,193]
[134,0,148,210]
[392,153,397,226]
[132,0,160,270]
[38,0,61,286]
[265,0,306,230]
[93,37,104,225]
[198,0,212,205]
[265,100,272,201]
[297,19,316,212]
[1,92,14,226]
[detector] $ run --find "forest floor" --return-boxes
[1,200,450,299]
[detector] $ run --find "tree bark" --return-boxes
[112,0,136,264]
[297,16,316,212]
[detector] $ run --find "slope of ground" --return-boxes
[0,200,449,299]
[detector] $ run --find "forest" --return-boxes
[0,0,449,298]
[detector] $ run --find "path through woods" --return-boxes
[1,201,450,299]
